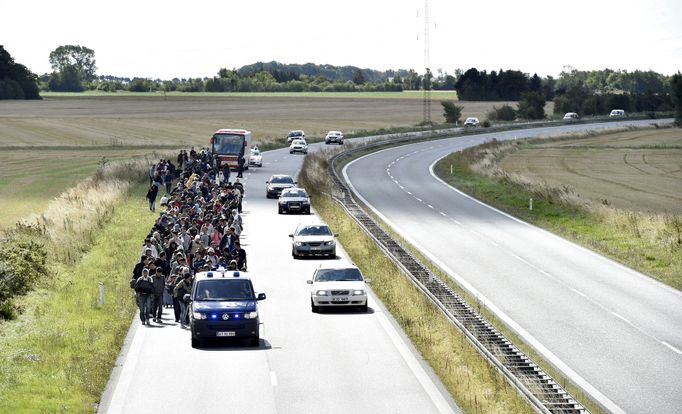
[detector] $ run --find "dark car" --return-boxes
[266,174,296,199]
[189,270,266,348]
[278,187,311,214]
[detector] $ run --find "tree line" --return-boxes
[0,45,40,99]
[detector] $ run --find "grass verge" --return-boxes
[299,153,534,414]
[0,183,156,413]
[434,140,682,291]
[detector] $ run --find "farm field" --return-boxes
[500,128,682,213]
[0,95,535,227]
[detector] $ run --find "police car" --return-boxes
[189,270,266,348]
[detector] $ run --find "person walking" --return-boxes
[151,267,166,323]
[173,270,193,327]
[146,183,159,212]
[236,153,245,179]
[134,268,154,325]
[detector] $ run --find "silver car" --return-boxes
[289,139,308,154]
[290,223,337,259]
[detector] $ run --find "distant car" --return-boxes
[189,270,266,348]
[290,223,337,259]
[563,112,580,121]
[325,130,344,145]
[278,187,311,214]
[249,148,263,167]
[464,117,480,127]
[307,265,369,313]
[265,174,296,198]
[609,109,626,117]
[287,130,305,143]
[289,139,308,154]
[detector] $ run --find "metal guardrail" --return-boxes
[326,137,588,414]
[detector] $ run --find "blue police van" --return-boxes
[189,270,266,348]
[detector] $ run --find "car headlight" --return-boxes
[316,290,328,296]
[192,312,206,320]
[243,311,258,319]
[323,240,335,246]
[302,200,310,204]
[267,186,274,191]
[294,241,303,246]
[352,289,365,296]
[279,200,286,204]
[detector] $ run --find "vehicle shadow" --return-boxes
[315,306,374,315]
[197,338,273,351]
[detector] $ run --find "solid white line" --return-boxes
[270,371,278,387]
[540,270,553,278]
[451,219,461,225]
[105,321,146,414]
[661,341,682,355]
[373,304,458,414]
[571,288,588,298]
[611,312,631,324]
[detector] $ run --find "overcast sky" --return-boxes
[1,0,680,79]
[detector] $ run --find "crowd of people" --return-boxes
[133,147,248,327]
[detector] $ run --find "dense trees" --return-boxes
[441,101,463,123]
[47,45,96,92]
[671,73,682,126]
[0,46,40,99]
[454,68,533,100]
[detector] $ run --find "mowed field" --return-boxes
[0,94,525,227]
[500,128,682,213]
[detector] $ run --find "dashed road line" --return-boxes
[427,204,434,209]
[439,212,447,217]
[415,197,423,202]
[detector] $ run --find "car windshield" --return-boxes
[194,279,254,301]
[297,225,332,236]
[251,149,260,155]
[288,131,302,137]
[271,176,294,184]
[315,268,363,282]
[292,140,305,145]
[213,134,244,155]
[282,190,308,198]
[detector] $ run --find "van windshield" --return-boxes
[194,279,254,301]
[213,134,245,155]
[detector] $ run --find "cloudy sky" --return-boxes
[1,0,680,79]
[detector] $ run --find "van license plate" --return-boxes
[217,331,236,337]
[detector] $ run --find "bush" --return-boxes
[441,100,463,124]
[488,104,516,121]
[671,73,682,127]
[517,91,546,120]
[482,120,491,128]
[0,224,49,319]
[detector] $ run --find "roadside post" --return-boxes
[99,282,105,306]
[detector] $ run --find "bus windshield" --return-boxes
[213,134,245,155]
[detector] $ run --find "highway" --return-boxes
[343,119,682,414]
[99,147,460,414]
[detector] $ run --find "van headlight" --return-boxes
[192,312,207,320]
[244,311,258,319]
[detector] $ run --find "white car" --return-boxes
[563,112,579,121]
[464,117,480,127]
[287,130,305,143]
[609,109,625,117]
[289,139,308,154]
[307,265,369,312]
[325,130,344,145]
[249,148,263,167]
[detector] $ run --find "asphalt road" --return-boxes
[343,119,682,414]
[99,147,460,414]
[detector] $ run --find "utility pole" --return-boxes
[423,0,431,125]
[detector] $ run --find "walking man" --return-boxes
[146,183,159,212]
[151,267,166,323]
[134,268,154,325]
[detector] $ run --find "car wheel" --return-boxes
[191,337,202,349]
[278,207,283,214]
[250,335,260,347]
[289,151,293,154]
[329,250,336,259]
[311,299,319,313]
[359,303,368,313]
[292,248,298,259]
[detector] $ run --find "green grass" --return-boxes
[41,90,458,99]
[434,150,682,291]
[0,183,156,413]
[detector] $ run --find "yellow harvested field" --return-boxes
[500,128,682,213]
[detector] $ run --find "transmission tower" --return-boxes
[422,0,431,125]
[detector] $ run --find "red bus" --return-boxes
[210,128,252,170]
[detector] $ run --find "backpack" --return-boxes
[135,278,154,294]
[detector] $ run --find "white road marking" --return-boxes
[270,371,278,387]
[450,218,461,225]
[415,198,423,202]
[540,270,553,278]
[469,229,480,236]
[427,204,434,209]
[399,185,405,190]
[439,212,447,217]
[661,341,682,355]
[106,321,146,414]
[571,288,588,298]
[407,191,413,195]
[611,312,631,324]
